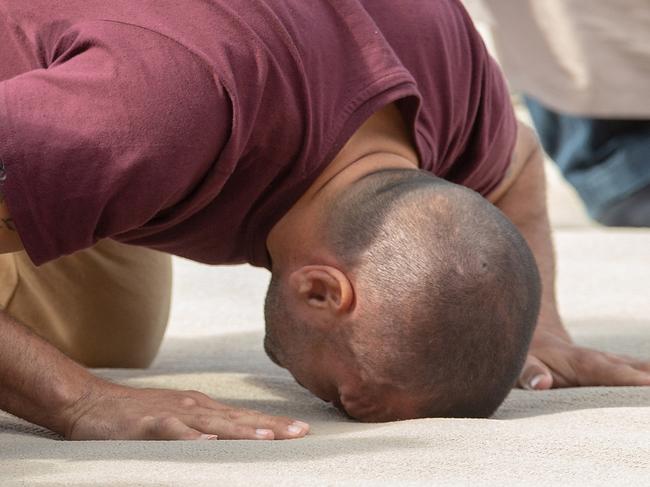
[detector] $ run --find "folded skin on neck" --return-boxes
[267,102,420,269]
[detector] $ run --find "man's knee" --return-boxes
[0,240,173,369]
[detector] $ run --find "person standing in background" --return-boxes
[463,0,650,226]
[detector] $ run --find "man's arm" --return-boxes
[0,307,97,435]
[0,200,309,440]
[488,121,650,389]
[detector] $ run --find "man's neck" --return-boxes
[267,103,420,269]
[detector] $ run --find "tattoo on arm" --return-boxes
[0,160,12,231]
[1,218,15,232]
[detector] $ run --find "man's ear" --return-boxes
[288,265,354,316]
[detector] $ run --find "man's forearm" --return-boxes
[492,125,650,389]
[0,309,100,436]
[493,130,568,337]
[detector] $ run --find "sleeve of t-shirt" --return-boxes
[0,21,231,265]
[442,3,517,197]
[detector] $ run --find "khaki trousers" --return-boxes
[0,239,172,368]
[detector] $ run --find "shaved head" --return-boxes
[265,168,541,420]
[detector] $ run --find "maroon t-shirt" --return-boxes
[0,0,515,268]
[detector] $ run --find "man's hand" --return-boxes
[519,328,650,390]
[64,381,310,441]
[492,122,650,391]
[0,308,309,441]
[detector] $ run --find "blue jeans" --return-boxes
[524,96,650,220]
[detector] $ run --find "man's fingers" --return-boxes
[223,409,310,440]
[188,414,276,440]
[146,416,215,441]
[521,329,650,391]
[601,353,650,373]
[167,392,310,440]
[578,357,650,387]
[518,354,554,390]
[186,412,308,441]
[631,361,650,374]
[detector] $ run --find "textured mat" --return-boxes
[1,229,649,486]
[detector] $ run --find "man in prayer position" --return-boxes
[0,0,648,440]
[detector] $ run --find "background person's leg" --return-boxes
[0,239,172,368]
[524,96,650,226]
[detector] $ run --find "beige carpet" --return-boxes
[1,225,649,486]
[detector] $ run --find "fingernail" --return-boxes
[200,434,218,440]
[529,375,544,390]
[287,421,309,435]
[255,429,273,439]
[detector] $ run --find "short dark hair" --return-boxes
[324,168,541,418]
